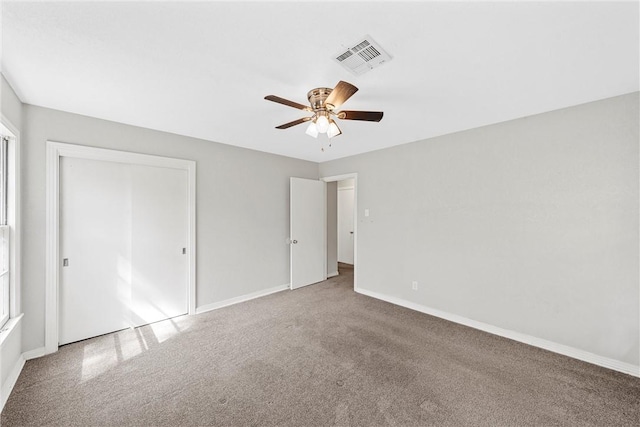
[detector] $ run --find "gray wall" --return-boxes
[21,104,318,352]
[319,93,640,367]
[1,75,22,130]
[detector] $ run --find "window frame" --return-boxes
[0,137,8,327]
[0,117,20,330]
[0,225,8,327]
[0,136,6,225]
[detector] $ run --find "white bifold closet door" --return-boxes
[59,157,188,345]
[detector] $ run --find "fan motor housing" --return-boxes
[307,87,333,111]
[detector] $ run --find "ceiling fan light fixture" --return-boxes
[265,80,383,144]
[316,114,329,133]
[327,120,341,138]
[305,121,319,138]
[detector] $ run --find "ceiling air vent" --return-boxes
[333,35,392,76]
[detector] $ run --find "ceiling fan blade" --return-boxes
[324,81,358,110]
[275,117,312,129]
[265,95,311,111]
[337,110,384,122]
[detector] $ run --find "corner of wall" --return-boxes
[1,74,23,130]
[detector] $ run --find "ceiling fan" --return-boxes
[264,81,383,139]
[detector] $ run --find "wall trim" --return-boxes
[45,141,197,355]
[1,345,46,411]
[356,287,640,378]
[23,347,46,360]
[327,271,339,278]
[195,284,289,315]
[1,354,24,411]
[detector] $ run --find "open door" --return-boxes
[290,177,326,289]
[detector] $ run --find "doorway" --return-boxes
[322,173,357,290]
[337,179,355,265]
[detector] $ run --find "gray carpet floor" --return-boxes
[3,264,640,426]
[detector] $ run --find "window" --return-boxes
[0,136,9,327]
[0,136,6,224]
[0,226,8,328]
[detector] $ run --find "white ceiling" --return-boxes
[2,1,638,162]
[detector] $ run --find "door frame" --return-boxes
[320,173,358,291]
[45,141,197,354]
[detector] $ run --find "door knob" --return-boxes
[292,240,298,244]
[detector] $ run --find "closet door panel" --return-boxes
[60,157,189,345]
[130,165,188,326]
[59,157,131,345]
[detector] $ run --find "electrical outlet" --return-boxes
[412,281,418,291]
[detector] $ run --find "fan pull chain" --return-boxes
[320,140,334,152]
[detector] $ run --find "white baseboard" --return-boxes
[1,354,24,411]
[1,347,48,411]
[23,347,46,360]
[195,283,290,315]
[327,271,339,278]
[356,288,640,378]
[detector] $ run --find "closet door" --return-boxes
[59,158,188,345]
[59,157,132,345]
[130,165,188,326]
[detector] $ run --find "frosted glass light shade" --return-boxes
[305,122,319,138]
[327,121,342,138]
[316,115,329,133]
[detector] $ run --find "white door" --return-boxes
[337,187,355,264]
[130,165,188,326]
[290,177,326,289]
[59,157,130,345]
[59,157,188,345]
